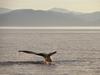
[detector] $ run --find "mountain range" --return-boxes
[0,8,100,27]
[0,8,11,14]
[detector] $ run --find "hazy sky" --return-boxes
[0,0,100,12]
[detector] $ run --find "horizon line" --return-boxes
[0,27,100,30]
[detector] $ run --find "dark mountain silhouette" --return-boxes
[0,8,100,27]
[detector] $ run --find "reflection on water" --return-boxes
[0,59,89,66]
[0,59,99,75]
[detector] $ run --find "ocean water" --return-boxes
[0,29,100,75]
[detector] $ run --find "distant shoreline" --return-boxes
[0,27,100,30]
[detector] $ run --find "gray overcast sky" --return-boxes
[0,0,100,12]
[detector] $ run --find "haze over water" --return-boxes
[0,29,100,75]
[0,0,100,75]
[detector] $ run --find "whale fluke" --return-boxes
[18,50,57,64]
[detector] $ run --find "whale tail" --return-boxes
[19,50,56,57]
[19,50,57,64]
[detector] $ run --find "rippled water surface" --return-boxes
[0,29,100,75]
